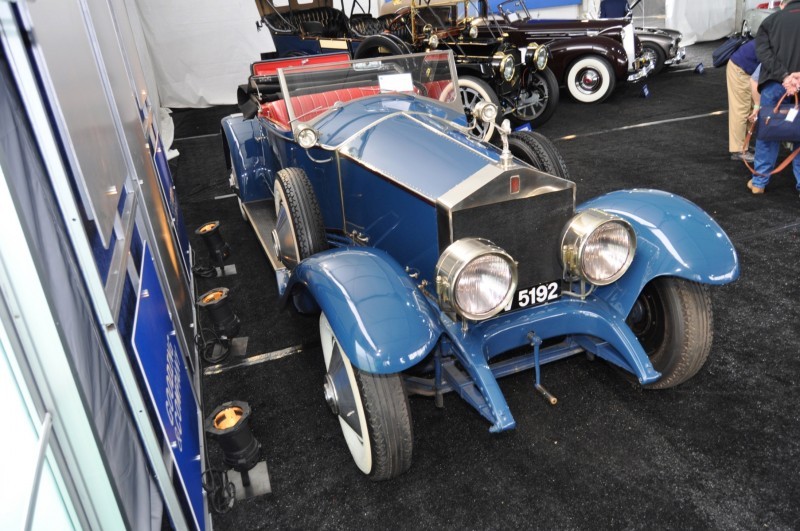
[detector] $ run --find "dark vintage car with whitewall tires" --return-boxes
[222,51,740,480]
[487,0,654,103]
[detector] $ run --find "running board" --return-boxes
[241,200,290,292]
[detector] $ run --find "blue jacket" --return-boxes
[600,0,629,18]
[730,40,759,75]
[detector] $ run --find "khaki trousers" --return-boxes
[727,60,754,153]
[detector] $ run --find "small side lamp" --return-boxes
[195,221,231,267]
[205,401,270,499]
[198,287,241,340]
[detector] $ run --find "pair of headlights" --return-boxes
[435,209,636,321]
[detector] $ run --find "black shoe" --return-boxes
[731,151,754,162]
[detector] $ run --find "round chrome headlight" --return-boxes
[499,54,515,82]
[296,125,318,149]
[436,238,517,321]
[473,100,498,123]
[468,24,479,39]
[560,209,636,286]
[534,45,548,70]
[525,45,548,71]
[428,34,439,49]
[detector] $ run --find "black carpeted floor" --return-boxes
[171,41,800,530]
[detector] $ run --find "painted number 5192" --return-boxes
[504,281,560,312]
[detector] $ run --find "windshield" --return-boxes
[278,51,461,133]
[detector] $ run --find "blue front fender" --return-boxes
[287,248,443,374]
[581,190,740,316]
[220,115,272,202]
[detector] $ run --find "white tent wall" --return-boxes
[665,0,737,45]
[134,0,272,108]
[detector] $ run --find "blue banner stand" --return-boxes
[132,244,205,530]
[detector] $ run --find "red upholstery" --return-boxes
[261,86,381,130]
[259,80,454,130]
[423,80,453,101]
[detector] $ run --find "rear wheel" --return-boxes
[511,68,559,128]
[271,167,327,269]
[353,34,411,59]
[566,55,616,103]
[507,131,570,178]
[626,277,714,389]
[320,313,413,480]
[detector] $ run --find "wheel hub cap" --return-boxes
[580,70,601,90]
[323,374,339,415]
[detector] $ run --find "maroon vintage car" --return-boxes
[486,0,653,103]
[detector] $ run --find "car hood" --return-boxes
[314,95,502,202]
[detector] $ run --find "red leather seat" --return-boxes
[261,86,381,130]
[259,81,454,130]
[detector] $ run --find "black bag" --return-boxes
[712,34,751,68]
[757,92,800,143]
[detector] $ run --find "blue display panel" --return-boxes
[149,126,192,280]
[131,244,204,530]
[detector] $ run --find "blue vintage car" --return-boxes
[222,51,739,480]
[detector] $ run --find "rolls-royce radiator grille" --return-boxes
[450,188,574,287]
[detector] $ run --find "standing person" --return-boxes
[748,0,800,195]
[727,40,759,161]
[599,0,629,18]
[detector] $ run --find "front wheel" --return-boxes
[626,277,714,389]
[641,43,666,75]
[456,76,502,141]
[566,55,616,104]
[511,67,559,128]
[507,131,570,178]
[320,313,413,480]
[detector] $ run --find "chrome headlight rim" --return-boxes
[436,238,518,321]
[498,53,516,82]
[533,45,548,71]
[560,209,636,286]
[468,24,479,39]
[428,34,439,49]
[473,100,498,123]
[296,124,318,149]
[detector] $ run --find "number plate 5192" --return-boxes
[503,281,561,312]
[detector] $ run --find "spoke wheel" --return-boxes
[625,277,714,389]
[566,56,616,104]
[320,313,413,480]
[511,68,559,128]
[642,43,666,75]
[456,76,501,141]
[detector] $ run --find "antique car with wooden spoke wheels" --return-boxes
[222,51,739,480]
[253,0,557,137]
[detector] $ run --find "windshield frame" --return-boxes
[276,50,463,137]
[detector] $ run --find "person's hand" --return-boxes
[784,73,800,95]
[748,106,760,122]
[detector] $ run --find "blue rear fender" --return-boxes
[221,115,274,202]
[581,189,740,317]
[286,247,443,374]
